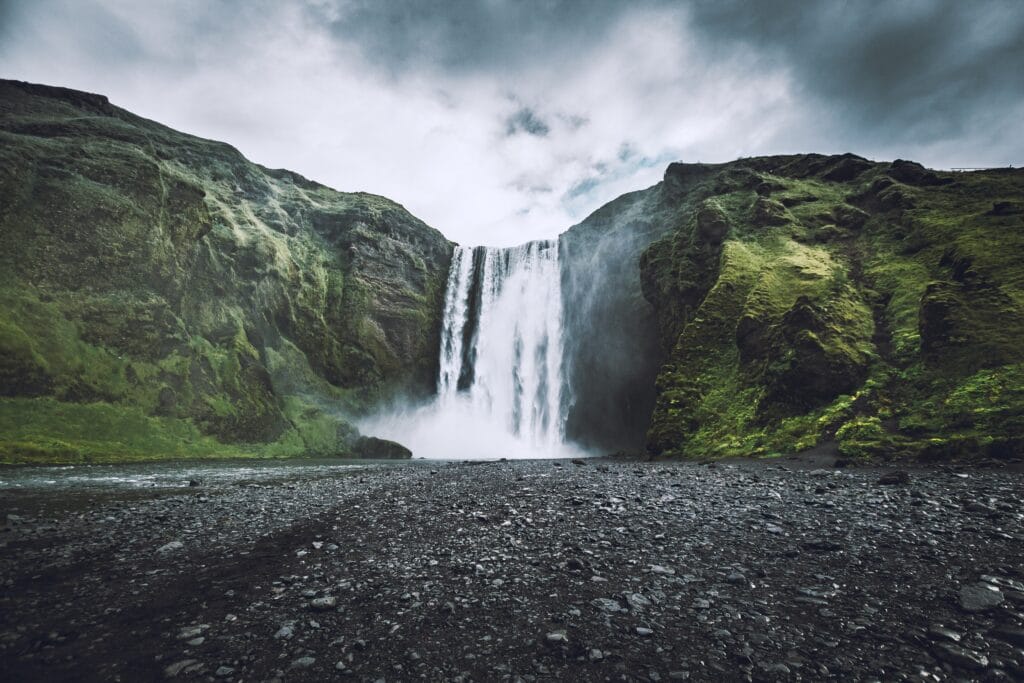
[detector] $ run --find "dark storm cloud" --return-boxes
[314,0,1024,150]
[685,0,1024,143]
[315,0,637,73]
[505,107,550,137]
[3,0,1021,246]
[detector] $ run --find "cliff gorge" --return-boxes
[3,80,1022,464]
[0,80,452,462]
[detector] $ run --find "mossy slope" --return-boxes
[0,80,452,463]
[637,154,1024,460]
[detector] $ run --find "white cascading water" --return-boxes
[362,239,584,459]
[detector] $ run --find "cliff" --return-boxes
[0,80,453,463]
[636,155,1024,460]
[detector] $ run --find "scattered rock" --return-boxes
[877,471,910,485]
[351,436,412,460]
[545,630,568,645]
[990,626,1024,647]
[592,598,625,613]
[290,656,316,669]
[310,596,337,611]
[959,582,1004,613]
[164,659,201,678]
[932,643,989,670]
[156,540,184,555]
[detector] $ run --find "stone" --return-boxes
[932,643,989,670]
[877,471,910,486]
[626,593,652,611]
[290,656,316,669]
[164,659,200,678]
[592,598,625,613]
[927,625,962,643]
[177,625,209,640]
[310,596,337,611]
[545,631,568,645]
[351,436,412,460]
[157,540,184,555]
[214,666,235,678]
[959,582,1004,613]
[991,626,1024,647]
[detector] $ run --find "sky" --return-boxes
[2,0,1022,246]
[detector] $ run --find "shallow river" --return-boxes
[0,458,417,494]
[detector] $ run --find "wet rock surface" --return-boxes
[1,457,1022,681]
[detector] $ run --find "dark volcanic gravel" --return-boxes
[1,457,1023,682]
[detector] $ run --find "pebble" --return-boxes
[4,457,1022,682]
[310,596,337,611]
[164,659,200,678]
[545,631,568,645]
[156,540,184,555]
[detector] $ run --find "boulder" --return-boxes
[351,436,412,460]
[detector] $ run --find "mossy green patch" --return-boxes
[641,156,1024,462]
[0,79,452,463]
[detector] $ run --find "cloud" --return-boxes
[505,108,550,137]
[1,0,1021,246]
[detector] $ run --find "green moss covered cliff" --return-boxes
[636,155,1024,460]
[0,80,452,463]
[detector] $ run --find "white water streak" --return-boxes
[363,240,583,459]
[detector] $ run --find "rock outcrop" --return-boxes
[634,155,1024,460]
[0,80,451,462]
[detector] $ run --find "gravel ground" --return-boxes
[1,456,1023,682]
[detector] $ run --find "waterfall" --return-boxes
[438,241,566,448]
[361,239,581,459]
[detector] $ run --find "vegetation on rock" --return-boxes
[2,79,1020,465]
[636,154,1024,460]
[0,80,452,463]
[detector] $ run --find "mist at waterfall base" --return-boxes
[361,241,591,460]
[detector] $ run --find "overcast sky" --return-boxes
[2,0,1022,246]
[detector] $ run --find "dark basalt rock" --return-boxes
[694,200,730,244]
[751,196,790,227]
[887,159,953,187]
[987,200,1024,216]
[823,154,874,182]
[351,436,412,459]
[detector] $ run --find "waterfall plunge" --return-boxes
[362,240,585,459]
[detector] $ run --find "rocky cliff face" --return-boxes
[0,80,452,463]
[636,155,1024,460]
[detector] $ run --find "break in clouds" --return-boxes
[2,0,1022,246]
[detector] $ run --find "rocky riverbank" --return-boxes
[1,456,1023,681]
